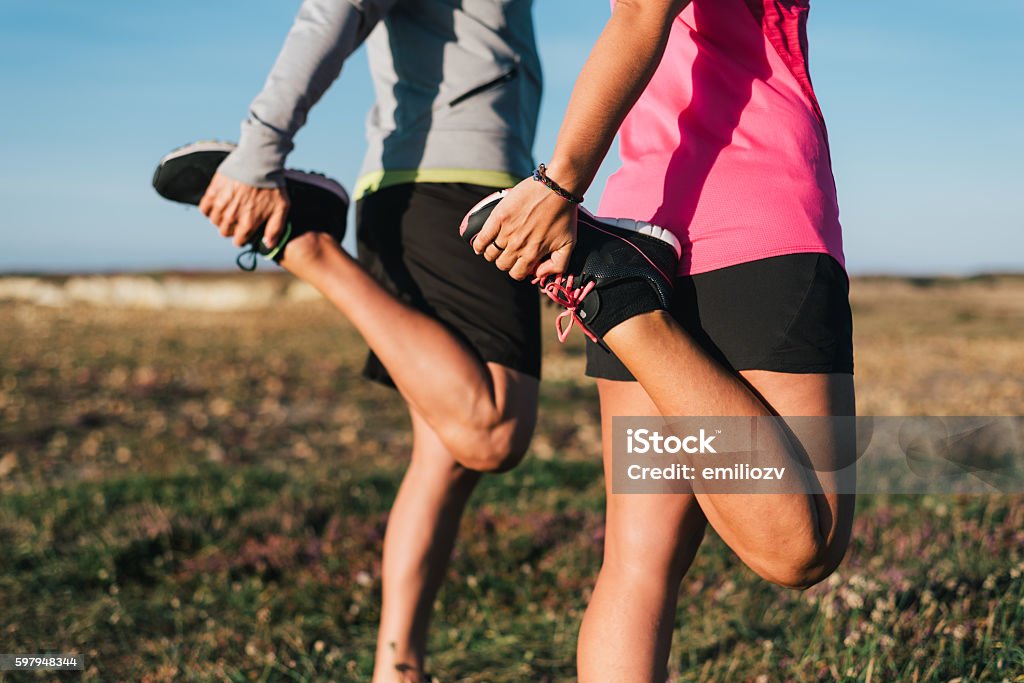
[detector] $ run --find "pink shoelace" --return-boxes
[535,274,599,343]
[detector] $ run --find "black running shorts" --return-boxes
[357,182,541,386]
[585,252,854,380]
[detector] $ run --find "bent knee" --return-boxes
[754,543,848,590]
[448,420,533,473]
[460,444,527,473]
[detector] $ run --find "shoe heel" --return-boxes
[459,190,507,245]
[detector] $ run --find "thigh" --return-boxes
[487,362,540,420]
[357,183,542,386]
[597,380,707,575]
[741,370,857,548]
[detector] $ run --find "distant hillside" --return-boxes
[1,271,1022,311]
[0,273,319,310]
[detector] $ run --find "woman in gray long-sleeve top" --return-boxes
[197,1,542,680]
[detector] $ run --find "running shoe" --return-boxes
[153,141,349,270]
[460,191,681,346]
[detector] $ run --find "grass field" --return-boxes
[1,274,1023,682]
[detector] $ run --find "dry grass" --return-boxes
[1,274,1022,682]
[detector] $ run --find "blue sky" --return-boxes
[1,0,1021,274]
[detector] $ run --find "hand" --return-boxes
[471,177,577,281]
[198,172,291,249]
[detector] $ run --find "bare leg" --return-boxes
[280,233,538,472]
[604,311,855,589]
[373,409,482,683]
[577,380,707,683]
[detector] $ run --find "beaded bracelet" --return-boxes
[532,163,584,204]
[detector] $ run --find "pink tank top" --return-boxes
[597,0,844,276]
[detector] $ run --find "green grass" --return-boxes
[2,465,1022,681]
[1,289,1023,682]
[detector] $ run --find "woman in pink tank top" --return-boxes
[466,0,856,678]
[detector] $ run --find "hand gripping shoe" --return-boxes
[153,141,349,270]
[460,191,681,347]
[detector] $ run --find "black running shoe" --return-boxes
[153,141,349,270]
[460,191,681,346]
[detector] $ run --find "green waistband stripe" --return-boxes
[353,169,522,200]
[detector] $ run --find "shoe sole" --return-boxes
[580,209,682,258]
[157,140,238,167]
[281,169,350,206]
[154,141,350,207]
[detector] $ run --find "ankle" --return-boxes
[373,661,427,683]
[374,641,426,683]
[279,230,340,268]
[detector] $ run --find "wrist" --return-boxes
[218,117,292,189]
[532,162,586,205]
[543,158,590,196]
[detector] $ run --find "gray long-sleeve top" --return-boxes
[216,0,541,199]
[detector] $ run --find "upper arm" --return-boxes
[612,0,690,27]
[344,0,400,37]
